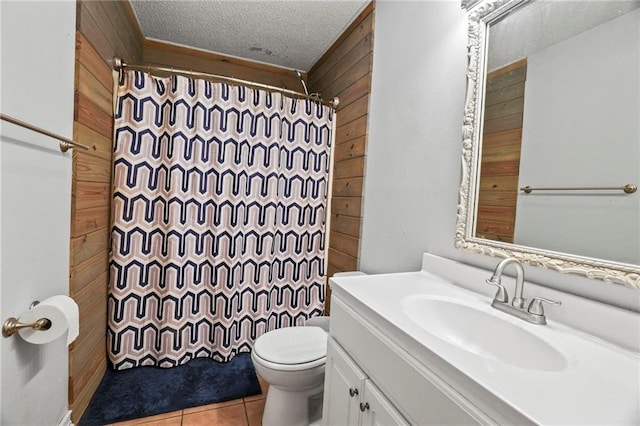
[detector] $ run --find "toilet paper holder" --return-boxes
[2,301,52,338]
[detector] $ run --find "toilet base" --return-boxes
[262,382,324,426]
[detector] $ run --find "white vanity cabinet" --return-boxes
[323,338,409,426]
[323,289,527,425]
[324,260,640,425]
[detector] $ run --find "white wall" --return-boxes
[514,9,640,265]
[360,0,640,312]
[0,1,76,424]
[360,0,468,273]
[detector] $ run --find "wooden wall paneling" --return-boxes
[99,1,143,61]
[70,346,107,403]
[71,227,110,266]
[312,39,373,96]
[70,359,108,425]
[308,2,373,79]
[337,95,369,125]
[71,1,142,422]
[79,0,140,63]
[474,222,515,242]
[335,74,371,109]
[333,157,365,180]
[74,181,111,210]
[476,191,517,207]
[330,214,362,238]
[74,270,109,341]
[71,248,109,297]
[327,248,359,273]
[77,3,116,65]
[335,115,368,145]
[74,154,112,183]
[76,33,114,91]
[486,60,527,90]
[329,230,359,258]
[332,177,364,198]
[143,40,303,90]
[144,38,303,76]
[77,65,112,113]
[484,82,525,107]
[477,59,527,243]
[334,135,367,162]
[483,113,523,134]
[484,97,525,121]
[331,197,363,218]
[479,176,520,193]
[72,205,110,242]
[480,160,521,177]
[69,332,107,413]
[74,280,107,334]
[483,128,523,148]
[74,123,113,161]
[481,143,522,165]
[314,52,373,101]
[307,3,374,297]
[75,91,113,137]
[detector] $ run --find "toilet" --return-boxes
[251,325,328,426]
[251,272,365,426]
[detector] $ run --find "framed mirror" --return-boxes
[456,0,640,288]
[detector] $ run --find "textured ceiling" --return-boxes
[488,1,639,71]
[130,0,370,72]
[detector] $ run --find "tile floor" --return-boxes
[111,375,268,426]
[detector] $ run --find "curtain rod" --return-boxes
[0,113,90,152]
[113,58,340,110]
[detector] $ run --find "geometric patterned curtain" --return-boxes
[108,70,333,370]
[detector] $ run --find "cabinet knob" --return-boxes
[359,402,370,412]
[349,388,359,397]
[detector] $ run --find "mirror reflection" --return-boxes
[475,1,640,265]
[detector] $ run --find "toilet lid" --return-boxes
[254,326,327,365]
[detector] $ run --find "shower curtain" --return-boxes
[108,70,333,370]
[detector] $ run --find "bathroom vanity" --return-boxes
[322,255,640,425]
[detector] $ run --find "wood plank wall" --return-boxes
[477,59,527,243]
[143,39,303,91]
[307,2,375,312]
[70,1,143,422]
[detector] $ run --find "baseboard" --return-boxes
[58,410,73,426]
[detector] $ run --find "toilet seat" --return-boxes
[253,326,327,371]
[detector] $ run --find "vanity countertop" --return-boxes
[330,268,640,425]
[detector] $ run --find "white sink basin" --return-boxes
[331,266,640,425]
[401,295,568,371]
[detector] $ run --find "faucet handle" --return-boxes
[527,297,561,316]
[486,277,508,303]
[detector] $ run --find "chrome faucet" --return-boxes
[486,257,561,325]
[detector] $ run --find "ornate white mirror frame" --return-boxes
[455,0,640,289]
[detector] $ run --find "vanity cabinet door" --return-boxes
[323,339,409,426]
[322,339,367,426]
[359,380,409,426]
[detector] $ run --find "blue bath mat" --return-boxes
[79,353,262,425]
